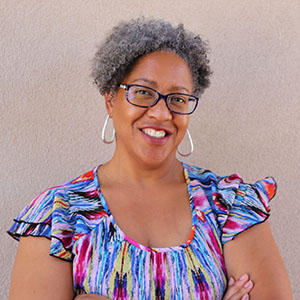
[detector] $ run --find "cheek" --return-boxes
[113,101,145,130]
[173,117,190,145]
[176,116,190,133]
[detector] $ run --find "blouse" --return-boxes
[8,162,276,299]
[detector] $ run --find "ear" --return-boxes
[103,92,115,116]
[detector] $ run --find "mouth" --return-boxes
[140,128,169,138]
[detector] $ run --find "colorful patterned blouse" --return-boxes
[8,163,276,299]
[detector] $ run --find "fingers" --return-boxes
[223,273,254,300]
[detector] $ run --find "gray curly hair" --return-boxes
[91,18,212,96]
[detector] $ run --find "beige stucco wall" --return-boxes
[1,0,299,298]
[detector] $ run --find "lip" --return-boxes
[139,125,173,135]
[140,127,171,146]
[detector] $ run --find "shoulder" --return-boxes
[8,166,107,261]
[50,168,98,198]
[183,162,277,242]
[18,167,104,221]
[183,162,276,202]
[183,162,221,183]
[50,167,104,213]
[9,166,107,240]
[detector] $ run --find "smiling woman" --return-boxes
[7,18,292,300]
[105,51,192,167]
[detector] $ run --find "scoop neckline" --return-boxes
[93,161,198,253]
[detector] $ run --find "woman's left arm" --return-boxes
[223,220,292,299]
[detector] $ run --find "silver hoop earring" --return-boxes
[177,129,194,157]
[101,115,115,144]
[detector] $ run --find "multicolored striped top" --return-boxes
[8,163,276,299]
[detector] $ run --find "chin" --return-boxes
[137,148,176,168]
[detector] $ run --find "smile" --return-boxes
[141,128,167,138]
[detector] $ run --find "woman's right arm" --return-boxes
[9,236,74,300]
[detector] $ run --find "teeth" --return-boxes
[142,128,167,138]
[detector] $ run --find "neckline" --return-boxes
[93,161,198,253]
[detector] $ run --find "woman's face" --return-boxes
[105,51,194,167]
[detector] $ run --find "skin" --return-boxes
[104,52,191,174]
[9,237,74,300]
[224,220,293,299]
[98,51,193,249]
[8,51,292,300]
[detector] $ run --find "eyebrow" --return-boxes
[131,77,190,93]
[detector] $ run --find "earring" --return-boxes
[101,115,115,144]
[177,129,194,157]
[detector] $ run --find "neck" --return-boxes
[100,148,184,187]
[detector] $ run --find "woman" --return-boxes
[8,18,292,300]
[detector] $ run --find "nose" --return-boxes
[146,97,172,121]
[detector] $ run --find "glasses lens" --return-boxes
[128,86,157,107]
[167,95,197,114]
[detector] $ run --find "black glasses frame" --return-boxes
[119,84,199,115]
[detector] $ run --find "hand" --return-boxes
[223,273,254,300]
[74,294,109,300]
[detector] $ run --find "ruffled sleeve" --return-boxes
[7,187,75,261]
[214,174,277,245]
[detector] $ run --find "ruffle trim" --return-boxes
[216,176,277,244]
[7,219,51,240]
[7,219,73,261]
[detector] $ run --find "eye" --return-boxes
[135,88,150,95]
[170,96,186,104]
[132,87,155,99]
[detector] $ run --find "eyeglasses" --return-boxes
[119,84,199,115]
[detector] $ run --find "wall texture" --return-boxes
[1,0,299,298]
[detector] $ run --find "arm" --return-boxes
[223,220,292,299]
[9,236,74,300]
[73,279,254,300]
